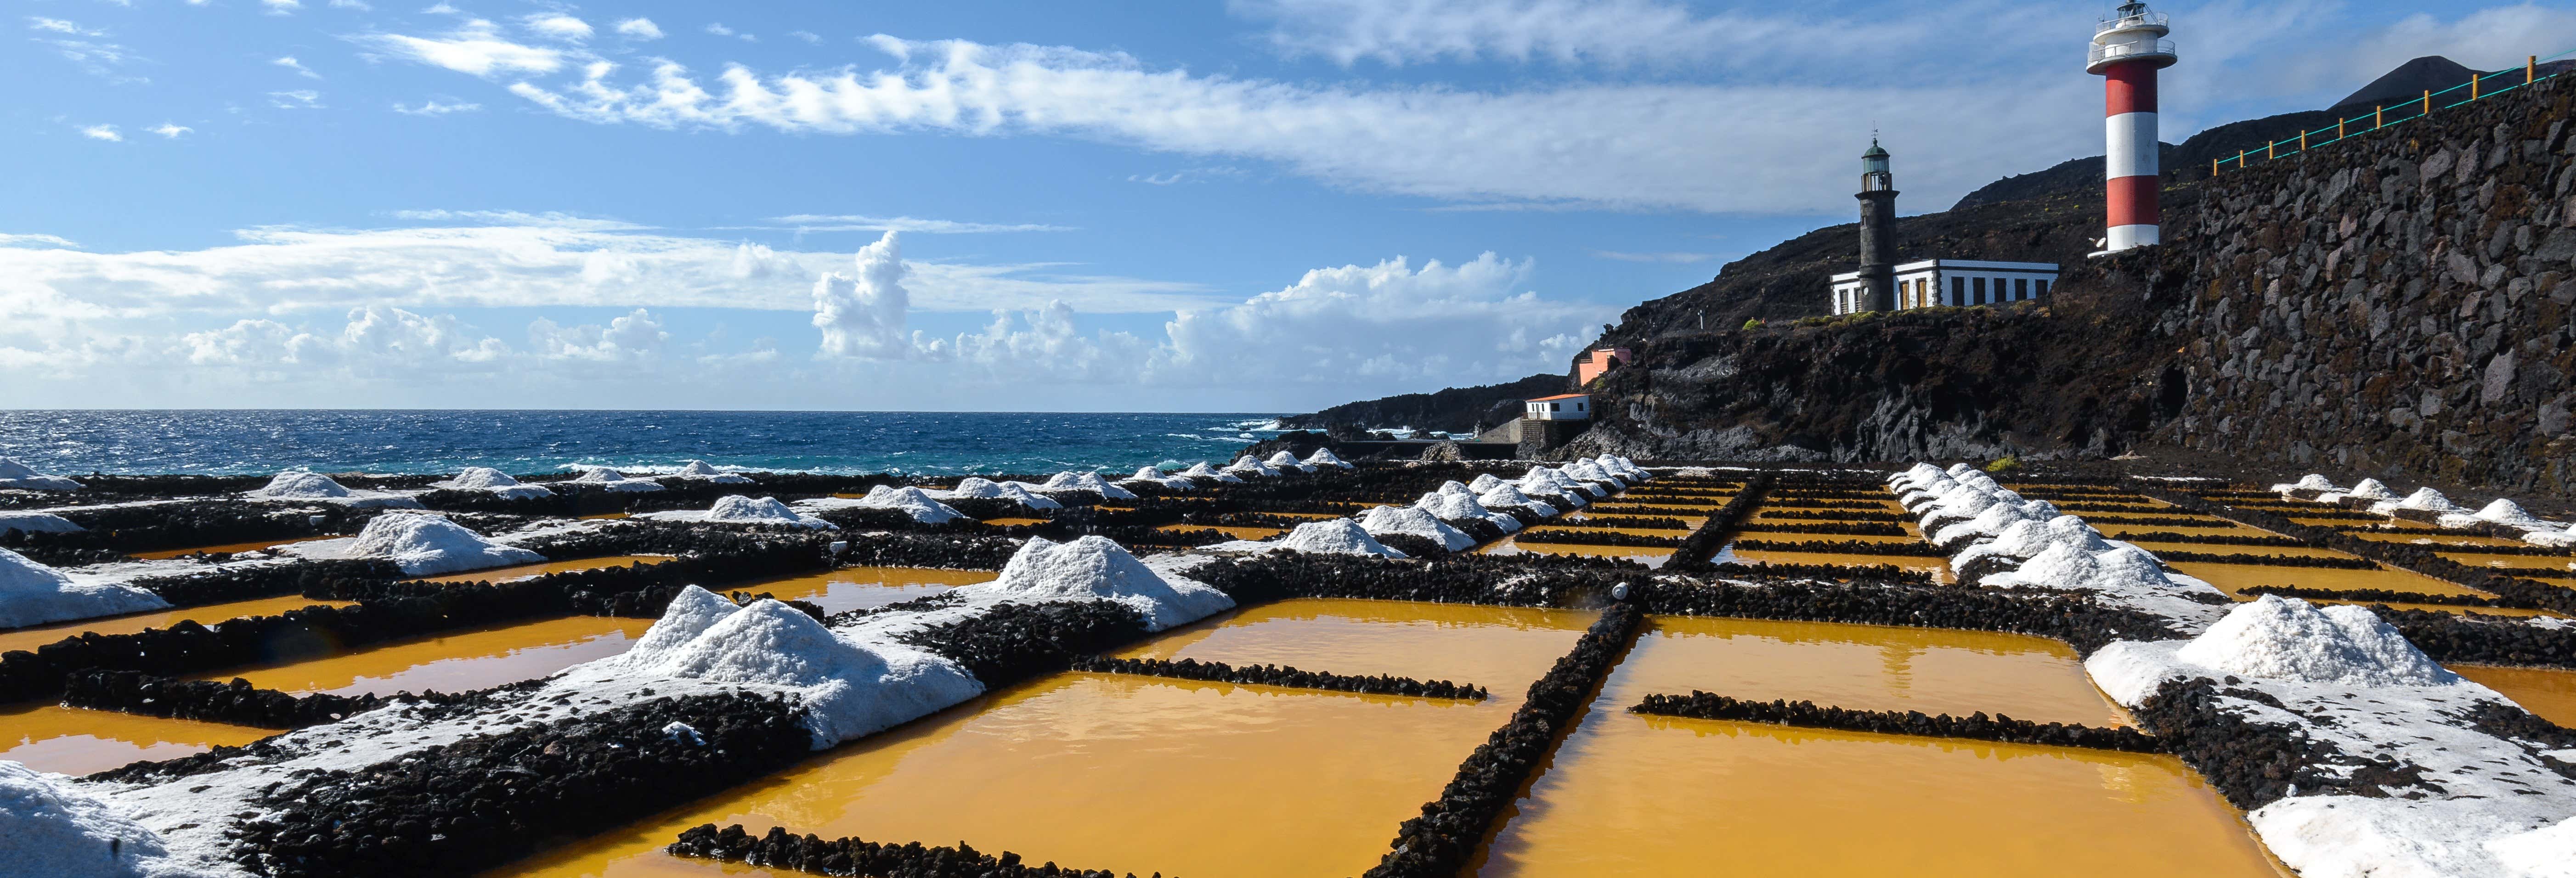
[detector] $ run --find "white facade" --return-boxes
[1829,259,2061,314]
[1525,394,1591,421]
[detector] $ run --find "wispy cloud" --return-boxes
[269,90,324,109]
[764,214,1077,234]
[0,233,80,248]
[790,30,821,45]
[524,14,592,41]
[28,17,103,37]
[79,124,122,142]
[273,55,321,79]
[1587,249,1712,264]
[392,99,481,116]
[262,0,302,15]
[151,123,194,138]
[1127,166,1246,186]
[356,18,566,77]
[613,17,662,40]
[704,22,754,41]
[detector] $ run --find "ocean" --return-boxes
[0,411,1292,477]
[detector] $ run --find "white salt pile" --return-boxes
[1477,483,1559,518]
[1177,461,1243,484]
[0,512,82,536]
[1358,505,1476,551]
[1469,473,1506,492]
[944,477,1063,510]
[1303,448,1353,469]
[0,546,168,629]
[644,495,836,529]
[672,460,755,485]
[2488,816,2576,878]
[1596,456,1649,480]
[2270,473,2346,494]
[1928,499,2061,546]
[1208,518,1407,557]
[1951,515,2107,570]
[953,535,1234,630]
[1416,484,1521,533]
[1517,467,1593,505]
[2321,477,2400,503]
[2374,487,2466,516]
[566,467,665,493]
[1264,450,1316,473]
[431,467,555,500]
[1041,470,1139,501]
[2449,498,2557,531]
[1561,459,1625,488]
[1120,465,1196,491]
[1223,455,1282,478]
[246,471,424,509]
[2169,596,2458,687]
[0,458,81,491]
[285,512,545,576]
[0,761,185,878]
[612,587,981,744]
[1892,460,2224,625]
[825,485,967,524]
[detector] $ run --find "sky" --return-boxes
[3,0,2569,412]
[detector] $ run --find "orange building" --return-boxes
[1575,347,1633,385]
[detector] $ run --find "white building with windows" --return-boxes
[1830,259,2061,315]
[1525,394,1591,421]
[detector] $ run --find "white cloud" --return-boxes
[359,18,566,77]
[184,306,509,368]
[273,55,321,79]
[28,17,103,36]
[151,123,193,138]
[812,231,912,359]
[764,214,1074,234]
[613,17,662,40]
[330,0,374,10]
[392,99,481,115]
[39,36,143,81]
[1234,0,1950,70]
[270,90,324,109]
[2351,5,2576,79]
[529,309,667,360]
[423,3,459,14]
[1588,249,1712,263]
[80,124,121,142]
[525,14,593,41]
[791,30,821,45]
[0,234,79,248]
[263,0,302,15]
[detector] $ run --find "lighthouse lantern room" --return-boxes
[2090,1,2177,254]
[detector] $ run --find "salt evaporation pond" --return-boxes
[0,703,271,775]
[409,554,674,584]
[2449,664,2576,726]
[1475,615,2286,877]
[0,594,356,655]
[198,615,655,698]
[730,566,997,614]
[1718,547,1957,583]
[129,535,339,559]
[498,600,1594,878]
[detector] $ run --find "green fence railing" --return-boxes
[2212,51,2571,175]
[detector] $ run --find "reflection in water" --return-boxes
[0,704,273,776]
[2452,664,2576,727]
[734,567,996,614]
[411,555,674,584]
[202,616,655,697]
[1475,616,2283,877]
[0,595,356,656]
[130,535,339,560]
[497,673,1514,878]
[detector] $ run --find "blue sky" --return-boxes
[4,0,2567,411]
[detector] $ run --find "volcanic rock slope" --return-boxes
[1561,73,2576,501]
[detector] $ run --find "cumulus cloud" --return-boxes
[183,306,508,368]
[80,124,121,141]
[613,17,662,39]
[529,308,667,360]
[361,18,566,77]
[525,14,593,41]
[811,231,912,359]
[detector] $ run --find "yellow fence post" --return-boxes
[2237,150,2248,168]
[2338,118,2346,139]
[2473,72,2481,100]
[2423,89,2432,115]
[2211,158,2219,176]
[2375,105,2384,129]
[2267,139,2277,159]
[2299,130,2308,152]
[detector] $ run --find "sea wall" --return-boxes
[2147,75,2576,496]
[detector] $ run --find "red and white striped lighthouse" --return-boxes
[2089,1,2177,253]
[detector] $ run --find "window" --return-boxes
[1550,403,1560,412]
[1951,276,1965,306]
[1576,402,1585,411]
[1972,277,1986,304]
[2015,278,2029,299]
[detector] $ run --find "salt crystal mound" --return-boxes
[1930,500,2055,546]
[2374,487,2466,516]
[1919,489,2000,531]
[568,467,664,493]
[2487,815,2576,878]
[1176,461,1243,484]
[249,470,353,499]
[1561,460,1625,487]
[1985,541,2227,608]
[1469,473,1506,492]
[2271,473,2345,493]
[433,467,555,500]
[852,485,967,524]
[673,460,754,484]
[1590,456,1642,480]
[1890,462,1946,489]
[1303,448,1354,469]
[617,587,982,745]
[0,761,184,878]
[1263,450,1316,473]
[0,546,168,629]
[1477,484,1559,518]
[1358,505,1476,551]
[1274,519,1406,557]
[1944,462,1977,477]
[0,512,82,536]
[1041,470,1139,501]
[944,477,1064,511]
[703,495,837,529]
[0,457,81,491]
[2173,596,2460,687]
[1415,490,1521,533]
[1953,515,2107,569]
[1222,455,1281,477]
[342,512,545,575]
[958,535,1234,630]
[1122,466,1195,491]
[1518,467,1593,505]
[2339,478,2400,501]
[2472,499,2555,529]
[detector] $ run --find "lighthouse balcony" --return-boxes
[2095,10,2168,36]
[2088,39,2176,73]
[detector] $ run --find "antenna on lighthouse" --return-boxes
[2089,1,2176,256]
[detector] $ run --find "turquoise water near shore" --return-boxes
[0,410,1289,476]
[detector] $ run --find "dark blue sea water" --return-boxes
[0,411,1291,477]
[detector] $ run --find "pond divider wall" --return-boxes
[1630,691,2163,752]
[1068,655,1488,701]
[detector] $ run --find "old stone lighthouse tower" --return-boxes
[1853,139,1899,311]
